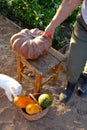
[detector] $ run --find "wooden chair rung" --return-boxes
[16,47,65,93]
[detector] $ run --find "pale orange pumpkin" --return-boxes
[10,28,53,60]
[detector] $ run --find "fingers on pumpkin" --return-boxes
[43,30,54,42]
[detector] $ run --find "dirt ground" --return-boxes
[0,14,87,130]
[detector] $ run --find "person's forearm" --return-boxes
[45,0,82,32]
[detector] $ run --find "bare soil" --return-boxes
[0,14,87,130]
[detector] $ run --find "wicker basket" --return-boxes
[17,93,49,121]
[19,107,49,121]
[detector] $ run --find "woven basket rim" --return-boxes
[19,107,49,121]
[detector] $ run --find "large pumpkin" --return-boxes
[10,28,53,60]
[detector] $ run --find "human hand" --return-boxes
[43,30,54,40]
[44,22,56,39]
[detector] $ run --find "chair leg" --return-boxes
[17,55,23,82]
[34,73,42,93]
[52,62,63,85]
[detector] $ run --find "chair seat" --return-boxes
[16,47,65,93]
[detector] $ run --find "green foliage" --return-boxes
[0,0,79,49]
[7,0,60,29]
[0,0,8,15]
[53,25,70,49]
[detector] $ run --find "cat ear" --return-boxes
[9,86,17,97]
[43,30,54,39]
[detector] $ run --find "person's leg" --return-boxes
[67,12,87,83]
[59,11,87,103]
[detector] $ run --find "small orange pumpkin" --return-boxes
[14,95,36,108]
[26,103,41,115]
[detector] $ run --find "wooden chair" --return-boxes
[16,47,65,93]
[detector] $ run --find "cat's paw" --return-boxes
[8,97,13,102]
[7,95,13,102]
[5,90,13,102]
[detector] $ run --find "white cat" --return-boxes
[0,74,22,102]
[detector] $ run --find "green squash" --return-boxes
[38,93,53,108]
